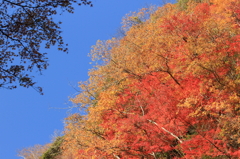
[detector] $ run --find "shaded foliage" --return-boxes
[41,136,64,159]
[0,0,92,94]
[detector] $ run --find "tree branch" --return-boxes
[148,120,183,143]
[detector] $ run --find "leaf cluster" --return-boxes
[60,0,240,158]
[19,0,240,158]
[41,136,64,159]
[0,0,92,94]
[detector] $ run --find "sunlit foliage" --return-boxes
[20,0,240,158]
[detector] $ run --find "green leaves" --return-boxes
[41,136,64,159]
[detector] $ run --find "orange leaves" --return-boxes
[99,73,193,157]
[18,0,240,158]
[59,0,240,158]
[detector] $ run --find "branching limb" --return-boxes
[148,120,183,143]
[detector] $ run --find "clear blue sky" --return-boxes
[1,0,175,158]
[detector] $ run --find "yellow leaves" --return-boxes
[229,92,240,103]
[63,115,107,158]
[219,116,240,149]
[60,1,240,157]
[207,101,230,113]
[121,5,157,32]
[210,0,232,14]
[90,38,119,63]
[17,144,51,159]
[178,96,198,108]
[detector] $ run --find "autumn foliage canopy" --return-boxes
[20,0,240,158]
